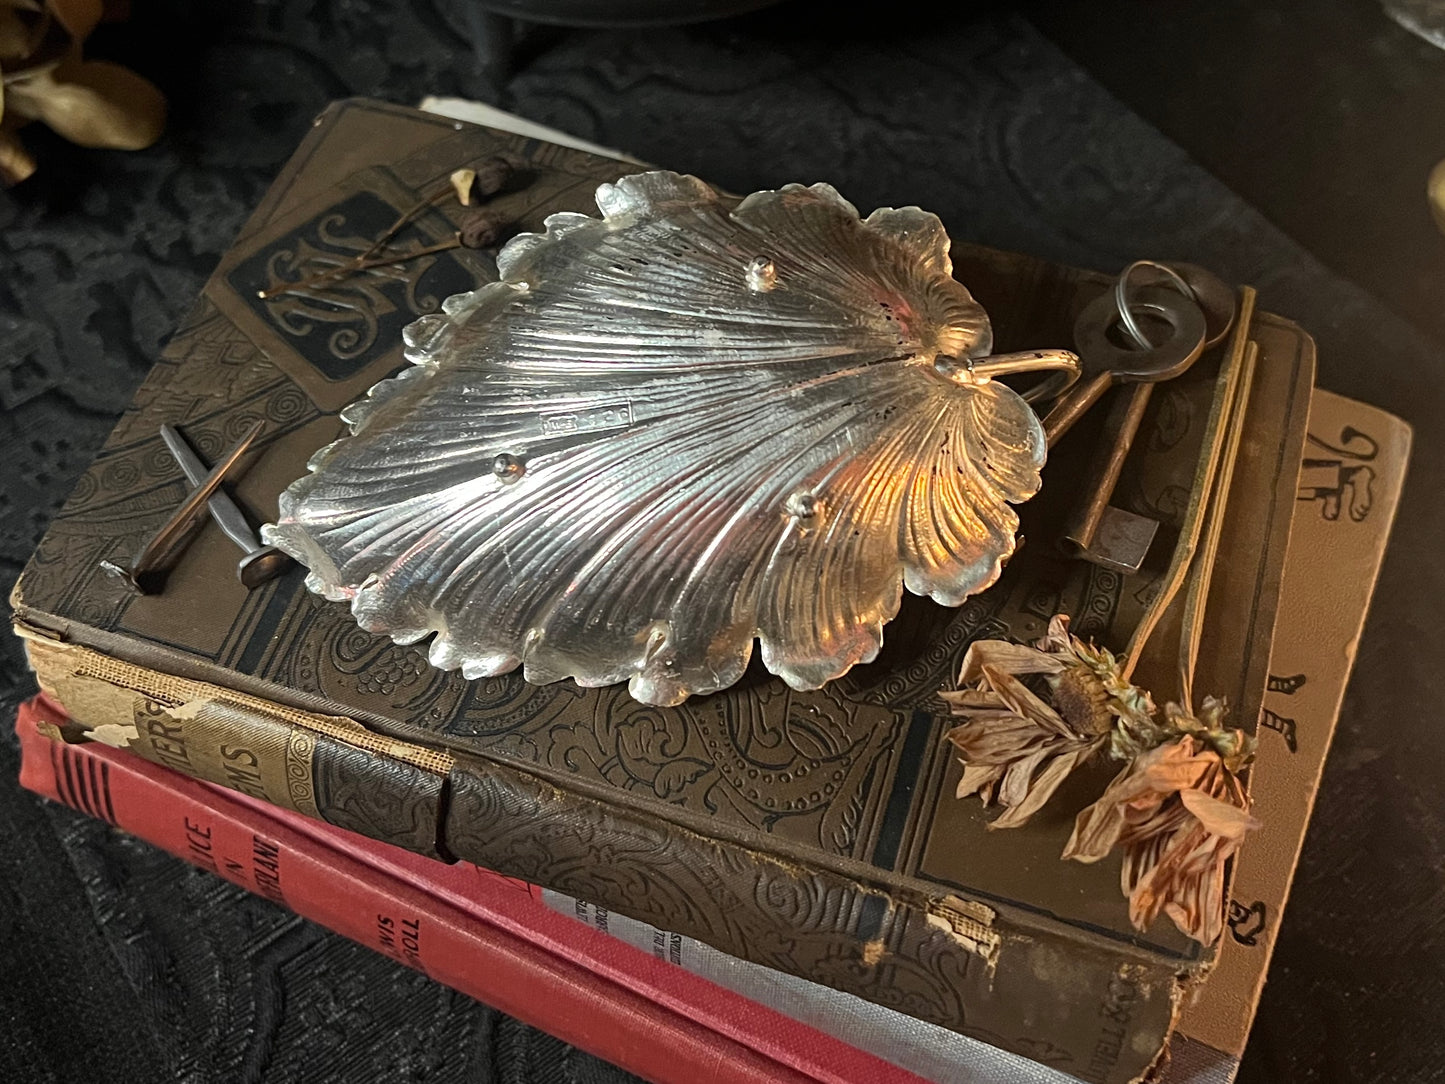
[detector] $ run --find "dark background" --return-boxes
[2,2,1441,1082]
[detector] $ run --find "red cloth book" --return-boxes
[16,692,938,1084]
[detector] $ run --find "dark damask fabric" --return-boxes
[1,3,1441,1083]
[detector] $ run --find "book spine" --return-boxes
[539,890,1085,1084]
[14,694,836,1084]
[21,632,1181,1084]
[22,632,451,859]
[443,753,1177,1084]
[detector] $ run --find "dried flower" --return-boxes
[944,614,1263,945]
[942,615,1152,829]
[1063,706,1259,944]
[471,154,516,199]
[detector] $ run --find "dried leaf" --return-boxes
[940,687,1005,711]
[1062,796,1126,862]
[6,56,164,148]
[1127,817,1233,941]
[944,713,1040,754]
[956,762,999,801]
[1120,739,1214,795]
[1179,786,1260,841]
[0,127,37,184]
[981,664,1069,735]
[1064,739,1202,861]
[947,708,1100,827]
[989,746,1090,830]
[996,748,1050,808]
[957,639,1065,684]
[1037,613,1073,652]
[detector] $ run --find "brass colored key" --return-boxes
[1049,283,1207,573]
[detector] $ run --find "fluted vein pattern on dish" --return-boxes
[265,171,1046,705]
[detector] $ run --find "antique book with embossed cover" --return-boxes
[11,99,1320,1083]
[18,386,1409,1084]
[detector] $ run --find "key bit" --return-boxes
[1060,378,1159,571]
[159,424,294,589]
[102,420,265,594]
[1073,506,1159,575]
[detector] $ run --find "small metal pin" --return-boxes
[159,424,294,588]
[102,420,266,594]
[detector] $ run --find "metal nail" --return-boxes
[159,424,294,589]
[104,420,266,594]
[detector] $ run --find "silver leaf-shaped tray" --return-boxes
[264,171,1077,705]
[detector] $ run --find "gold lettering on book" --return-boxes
[252,835,286,906]
[137,699,193,773]
[183,817,219,876]
[141,698,323,820]
[19,632,452,826]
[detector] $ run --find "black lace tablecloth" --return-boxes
[2,4,1440,1082]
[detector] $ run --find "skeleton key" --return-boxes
[1043,285,1207,446]
[1059,264,1238,572]
[1121,261,1237,354]
[1047,283,1207,573]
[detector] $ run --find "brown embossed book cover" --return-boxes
[12,383,1409,1084]
[10,99,1315,1083]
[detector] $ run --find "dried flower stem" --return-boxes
[257,237,463,300]
[354,183,456,266]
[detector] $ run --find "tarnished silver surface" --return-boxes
[264,171,1078,704]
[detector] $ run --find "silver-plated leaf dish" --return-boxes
[263,171,1078,705]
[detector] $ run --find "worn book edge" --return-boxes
[1171,389,1412,1067]
[17,618,1188,1082]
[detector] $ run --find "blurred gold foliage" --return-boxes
[0,0,165,184]
[1430,158,1445,235]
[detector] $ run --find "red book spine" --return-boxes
[16,695,921,1084]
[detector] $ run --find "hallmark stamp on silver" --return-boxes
[540,401,634,436]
